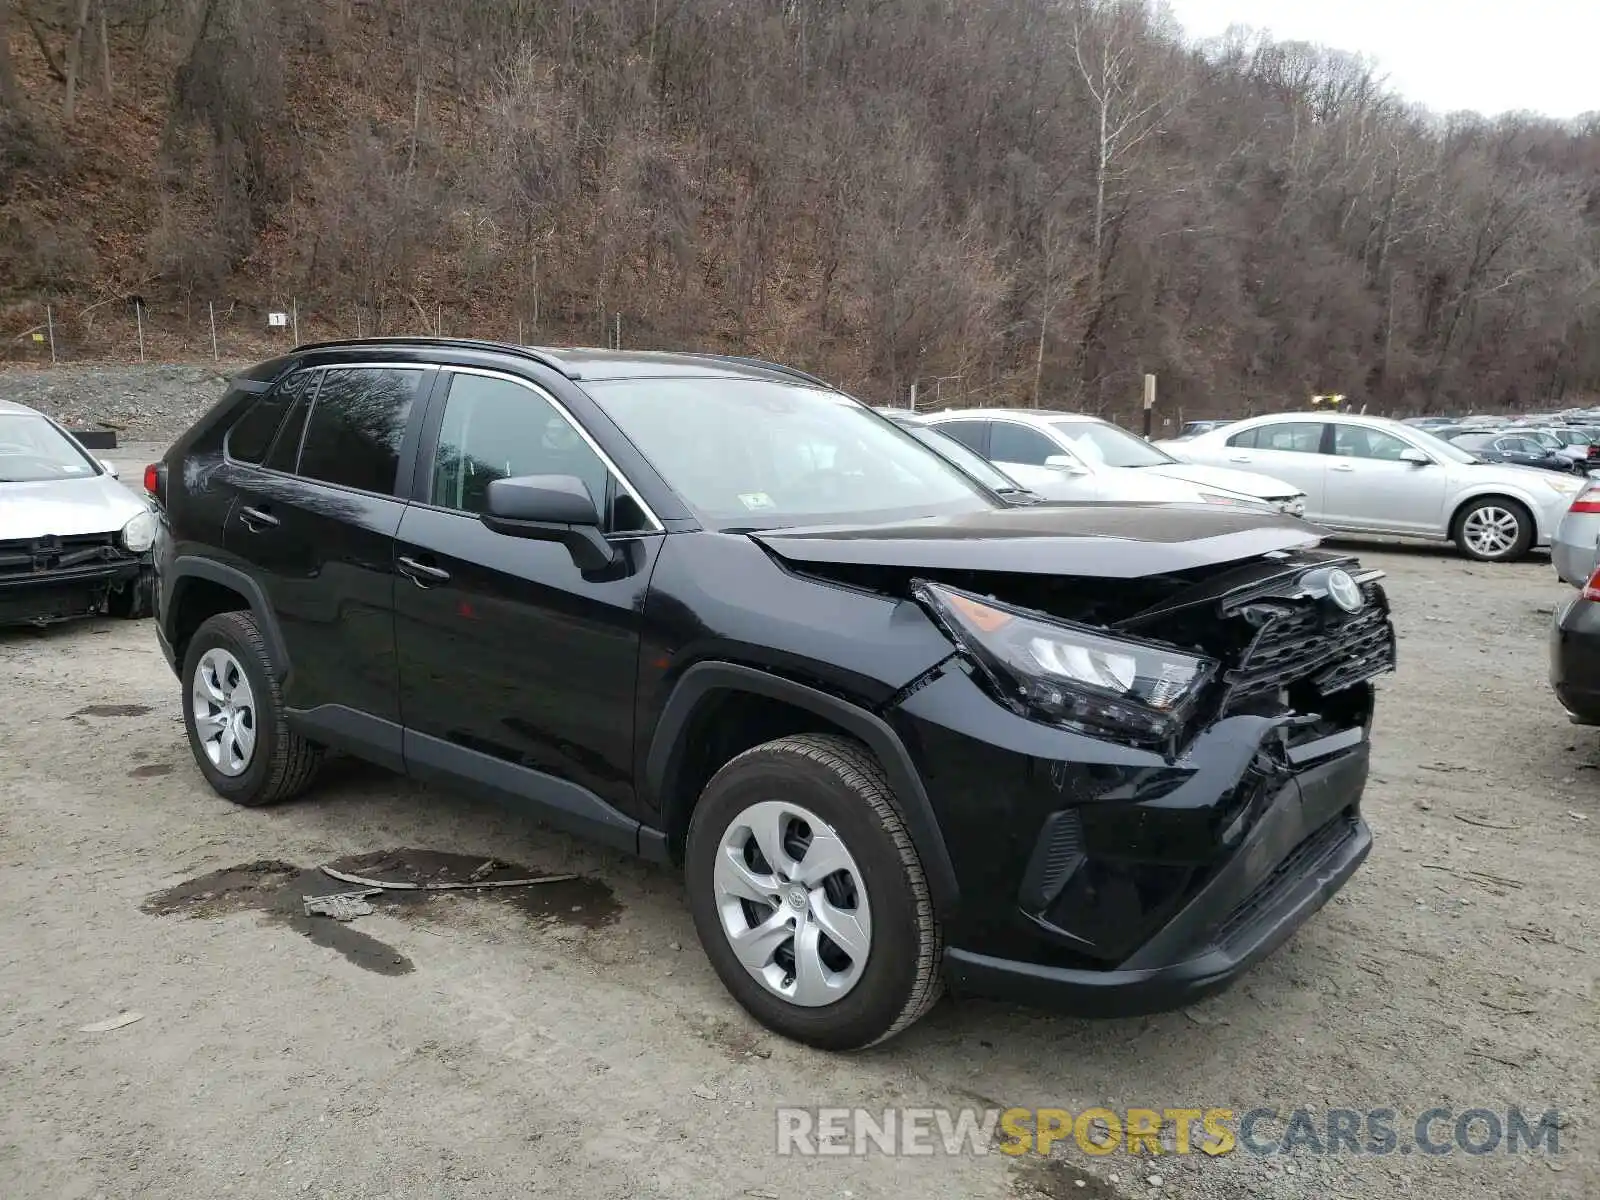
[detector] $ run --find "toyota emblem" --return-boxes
[1326,568,1364,614]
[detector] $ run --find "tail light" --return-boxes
[1584,566,1600,603]
[143,462,167,505]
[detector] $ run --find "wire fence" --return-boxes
[0,295,627,370]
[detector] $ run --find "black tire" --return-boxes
[1452,496,1534,563]
[684,733,943,1051]
[180,611,322,806]
[107,566,155,619]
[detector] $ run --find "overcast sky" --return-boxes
[1161,0,1598,120]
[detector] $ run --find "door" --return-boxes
[222,363,431,765]
[1322,424,1448,534]
[393,368,665,845]
[1221,421,1329,516]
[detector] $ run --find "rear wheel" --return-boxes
[684,733,943,1050]
[1454,498,1533,563]
[180,611,322,806]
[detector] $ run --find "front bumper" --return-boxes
[891,667,1376,1015]
[0,557,143,625]
[1550,593,1600,724]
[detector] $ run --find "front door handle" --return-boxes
[1227,455,1252,463]
[1330,463,1356,472]
[397,555,450,586]
[238,505,279,530]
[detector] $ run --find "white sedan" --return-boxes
[1157,411,1585,562]
[921,408,1307,514]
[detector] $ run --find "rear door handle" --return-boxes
[397,555,450,586]
[1330,463,1356,472]
[238,505,279,530]
[1227,455,1252,463]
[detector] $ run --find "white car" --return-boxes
[0,399,158,624]
[921,408,1307,514]
[1157,411,1586,562]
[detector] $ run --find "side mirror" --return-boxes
[100,459,119,478]
[1044,454,1086,474]
[482,474,615,571]
[1398,448,1431,466]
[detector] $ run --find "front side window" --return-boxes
[1233,422,1324,454]
[1332,426,1412,460]
[989,422,1063,465]
[0,414,99,483]
[1048,419,1172,468]
[585,379,994,530]
[295,367,423,493]
[430,373,648,532]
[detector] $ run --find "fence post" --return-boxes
[291,298,299,346]
[135,300,145,363]
[614,312,621,349]
[46,304,56,364]
[208,301,218,361]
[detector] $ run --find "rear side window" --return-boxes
[990,422,1061,465]
[1231,422,1323,453]
[937,420,989,455]
[227,371,312,464]
[296,367,424,494]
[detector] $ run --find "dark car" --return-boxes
[1445,431,1578,474]
[147,340,1396,1049]
[1551,566,1600,725]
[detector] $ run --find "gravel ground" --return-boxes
[0,364,240,444]
[0,513,1595,1196]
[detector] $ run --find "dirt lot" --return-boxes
[1,542,1594,1200]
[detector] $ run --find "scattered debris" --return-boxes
[321,865,579,892]
[79,1012,144,1033]
[1568,811,1589,821]
[303,890,381,921]
[1421,864,1525,890]
[1452,813,1520,831]
[691,1085,718,1100]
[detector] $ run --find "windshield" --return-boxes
[900,424,1024,492]
[0,413,101,483]
[587,379,998,529]
[1047,419,1173,468]
[1410,427,1482,463]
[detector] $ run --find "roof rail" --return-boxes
[709,355,841,392]
[287,336,579,379]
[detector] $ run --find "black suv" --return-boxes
[149,340,1396,1049]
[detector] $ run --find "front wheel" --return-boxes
[1454,498,1533,563]
[684,734,944,1050]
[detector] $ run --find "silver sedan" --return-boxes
[1157,411,1586,562]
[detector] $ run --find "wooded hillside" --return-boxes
[3,0,1598,416]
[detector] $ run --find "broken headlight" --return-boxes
[914,581,1217,746]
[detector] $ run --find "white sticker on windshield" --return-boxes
[738,492,777,511]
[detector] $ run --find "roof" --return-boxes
[0,398,43,417]
[288,338,836,386]
[929,407,1100,423]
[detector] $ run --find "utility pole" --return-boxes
[1142,374,1156,438]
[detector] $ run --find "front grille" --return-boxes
[0,532,128,578]
[1214,811,1357,949]
[1219,583,1394,714]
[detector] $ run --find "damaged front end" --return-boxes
[845,547,1393,1014]
[0,532,145,626]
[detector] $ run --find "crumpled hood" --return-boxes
[751,503,1324,579]
[0,474,147,539]
[1141,461,1302,500]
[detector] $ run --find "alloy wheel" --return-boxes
[191,648,257,777]
[1461,506,1521,559]
[712,800,873,1007]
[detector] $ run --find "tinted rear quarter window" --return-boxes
[296,367,423,494]
[227,370,312,464]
